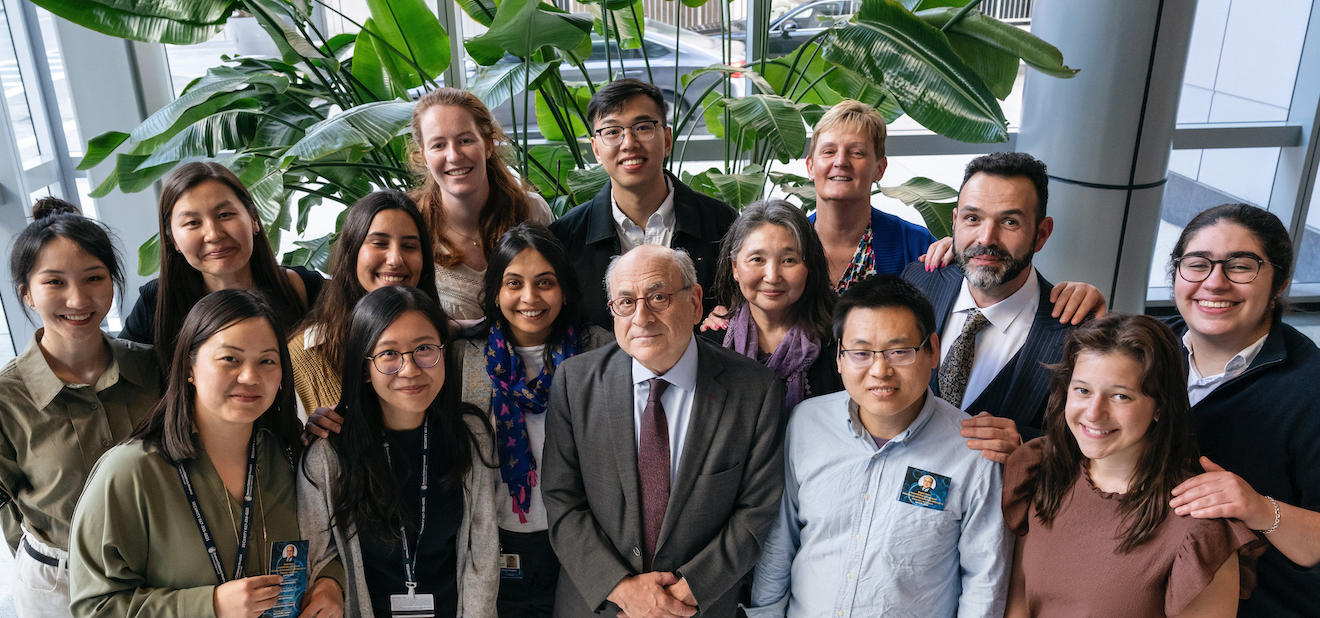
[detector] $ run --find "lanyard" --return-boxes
[176,433,258,584]
[383,418,429,590]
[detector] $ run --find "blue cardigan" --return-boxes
[810,206,936,276]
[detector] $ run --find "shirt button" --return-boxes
[855,534,861,540]
[864,493,870,500]
[837,611,844,616]
[846,571,852,579]
[100,439,110,448]
[632,547,641,557]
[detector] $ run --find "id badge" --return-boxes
[500,553,523,580]
[264,540,309,618]
[389,589,435,618]
[897,466,952,511]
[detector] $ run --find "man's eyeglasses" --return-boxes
[1174,255,1273,284]
[593,120,662,147]
[838,336,930,368]
[366,343,444,375]
[607,286,691,318]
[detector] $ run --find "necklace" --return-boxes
[447,227,482,249]
[218,460,270,574]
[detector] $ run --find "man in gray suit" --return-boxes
[542,244,786,617]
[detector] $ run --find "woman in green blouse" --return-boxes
[0,198,160,617]
[68,290,344,617]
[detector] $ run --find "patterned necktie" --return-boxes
[938,309,991,408]
[638,377,671,570]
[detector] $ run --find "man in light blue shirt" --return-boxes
[747,275,1011,617]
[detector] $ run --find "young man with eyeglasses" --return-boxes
[746,274,1009,617]
[542,245,785,617]
[550,78,738,328]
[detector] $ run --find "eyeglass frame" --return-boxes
[838,335,932,368]
[1172,254,1276,284]
[592,119,663,147]
[606,285,693,318]
[364,343,445,375]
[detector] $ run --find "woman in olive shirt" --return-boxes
[0,198,160,617]
[68,290,344,617]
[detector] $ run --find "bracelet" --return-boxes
[1255,496,1281,535]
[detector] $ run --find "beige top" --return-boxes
[435,192,553,321]
[289,327,341,415]
[0,331,159,553]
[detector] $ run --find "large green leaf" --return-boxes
[534,87,590,142]
[246,0,336,69]
[687,166,765,209]
[685,65,775,98]
[127,67,286,150]
[825,0,1007,143]
[139,108,257,168]
[946,33,1017,100]
[31,0,233,45]
[821,64,905,121]
[525,144,576,198]
[467,61,557,111]
[283,101,415,163]
[725,95,808,163]
[456,0,499,26]
[363,0,449,87]
[769,171,817,210]
[78,131,131,170]
[138,233,161,276]
[918,7,1078,78]
[351,25,409,101]
[282,233,335,271]
[567,164,609,205]
[878,176,959,238]
[593,0,645,50]
[465,0,593,66]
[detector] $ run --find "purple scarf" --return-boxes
[722,304,820,410]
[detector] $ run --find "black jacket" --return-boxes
[1170,317,1320,617]
[550,171,737,328]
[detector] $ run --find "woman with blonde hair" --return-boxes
[409,88,552,321]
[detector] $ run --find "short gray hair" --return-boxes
[603,245,699,298]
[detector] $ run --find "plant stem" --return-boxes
[941,0,984,32]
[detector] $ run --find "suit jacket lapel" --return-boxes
[932,265,964,334]
[655,341,728,554]
[999,274,1068,427]
[605,350,642,526]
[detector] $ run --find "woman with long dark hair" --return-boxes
[1003,314,1256,616]
[298,286,498,617]
[706,200,841,410]
[119,162,323,363]
[290,190,438,412]
[455,223,610,615]
[409,88,552,321]
[69,290,343,617]
[1163,203,1320,615]
[0,198,159,617]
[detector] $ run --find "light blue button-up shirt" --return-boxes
[747,389,1011,618]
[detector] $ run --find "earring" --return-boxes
[187,376,194,383]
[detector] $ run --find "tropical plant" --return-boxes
[36,0,1075,273]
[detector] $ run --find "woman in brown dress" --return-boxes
[1003,314,1258,617]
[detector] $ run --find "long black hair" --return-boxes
[129,289,301,462]
[476,222,584,369]
[10,197,124,319]
[324,286,493,539]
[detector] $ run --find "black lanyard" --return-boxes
[176,433,258,584]
[382,419,429,591]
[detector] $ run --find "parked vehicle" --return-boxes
[724,0,860,59]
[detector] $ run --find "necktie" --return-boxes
[938,309,990,408]
[638,377,670,570]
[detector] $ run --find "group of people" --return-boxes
[0,75,1314,618]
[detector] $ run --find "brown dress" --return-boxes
[1003,438,1260,617]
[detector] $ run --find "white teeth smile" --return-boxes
[445,167,473,176]
[620,158,644,166]
[1197,300,1234,308]
[1081,424,1115,438]
[828,175,852,181]
[378,274,406,282]
[517,310,546,318]
[63,313,92,321]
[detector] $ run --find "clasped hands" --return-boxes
[608,572,698,618]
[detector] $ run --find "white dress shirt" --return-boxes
[612,177,676,251]
[631,335,698,483]
[1184,331,1268,406]
[938,269,1040,408]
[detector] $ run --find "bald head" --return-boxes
[605,245,703,374]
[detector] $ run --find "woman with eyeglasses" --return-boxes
[298,286,498,617]
[409,88,552,322]
[1162,203,1320,615]
[704,200,842,412]
[1002,314,1257,617]
[453,223,611,616]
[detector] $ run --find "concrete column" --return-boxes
[1017,0,1198,313]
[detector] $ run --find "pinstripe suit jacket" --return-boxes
[901,262,1074,436]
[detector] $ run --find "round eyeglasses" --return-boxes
[366,343,444,375]
[1174,255,1273,284]
[593,120,661,147]
[838,336,930,369]
[606,286,691,318]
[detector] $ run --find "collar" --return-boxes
[952,268,1040,334]
[302,324,324,349]
[611,176,675,234]
[17,330,144,409]
[845,387,939,445]
[1183,330,1270,383]
[632,334,699,393]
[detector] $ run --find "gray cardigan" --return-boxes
[297,414,500,618]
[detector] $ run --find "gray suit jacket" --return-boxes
[542,338,786,617]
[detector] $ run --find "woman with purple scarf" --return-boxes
[454,223,611,616]
[705,200,843,411]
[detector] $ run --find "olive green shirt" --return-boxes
[69,431,345,617]
[0,330,159,553]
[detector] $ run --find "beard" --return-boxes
[955,243,1034,291]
